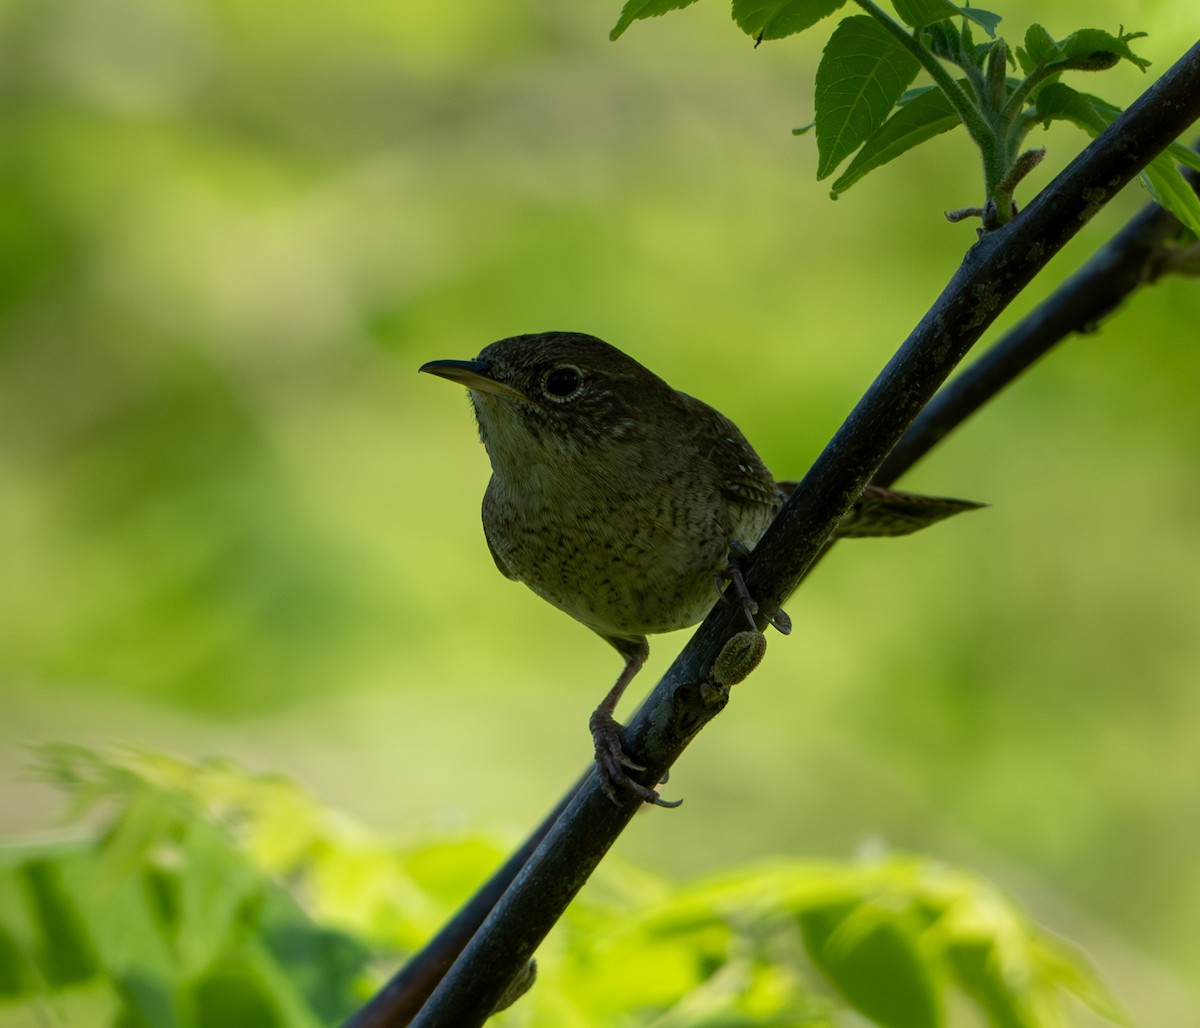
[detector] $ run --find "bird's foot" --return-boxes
[716,542,791,635]
[589,709,681,808]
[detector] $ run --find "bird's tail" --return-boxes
[776,482,986,538]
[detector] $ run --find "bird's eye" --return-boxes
[543,366,583,399]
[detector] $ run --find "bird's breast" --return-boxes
[481,468,740,639]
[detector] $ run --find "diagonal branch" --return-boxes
[349,171,1193,1028]
[342,778,583,1028]
[359,40,1200,1028]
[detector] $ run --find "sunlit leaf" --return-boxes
[259,891,373,1024]
[945,939,1033,1028]
[1,750,1137,1027]
[96,787,181,890]
[113,972,180,1028]
[191,958,292,1028]
[0,922,31,997]
[799,900,941,1028]
[20,859,101,987]
[814,16,921,179]
[175,819,263,976]
[1031,935,1130,1026]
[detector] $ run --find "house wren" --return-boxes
[421,332,981,806]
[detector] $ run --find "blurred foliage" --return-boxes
[0,748,1127,1027]
[1,0,1199,1025]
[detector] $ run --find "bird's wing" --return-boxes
[675,391,780,509]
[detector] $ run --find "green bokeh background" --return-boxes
[2,1,1198,1023]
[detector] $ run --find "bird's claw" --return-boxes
[766,607,792,635]
[716,544,790,635]
[589,710,682,808]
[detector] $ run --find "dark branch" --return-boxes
[369,181,1178,1024]
[341,777,583,1028]
[383,168,1192,1026]
[363,41,1200,1028]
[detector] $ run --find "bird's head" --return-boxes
[420,332,675,474]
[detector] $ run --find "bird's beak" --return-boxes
[419,358,527,402]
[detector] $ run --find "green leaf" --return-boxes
[921,21,967,65]
[97,787,181,891]
[831,86,961,194]
[1056,28,1150,72]
[609,0,701,41]
[894,2,1000,37]
[1031,936,1130,1026]
[175,819,264,976]
[1140,160,1200,238]
[945,940,1030,1028]
[732,0,848,42]
[1023,23,1058,62]
[1035,84,1200,236]
[799,900,941,1028]
[260,891,372,1023]
[959,6,1001,36]
[0,922,33,997]
[814,15,922,180]
[1034,82,1106,131]
[191,959,289,1028]
[1164,140,1200,175]
[21,859,101,987]
[891,0,959,29]
[1019,26,1149,75]
[113,971,180,1028]
[198,937,328,1028]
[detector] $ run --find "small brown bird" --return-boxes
[421,332,981,805]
